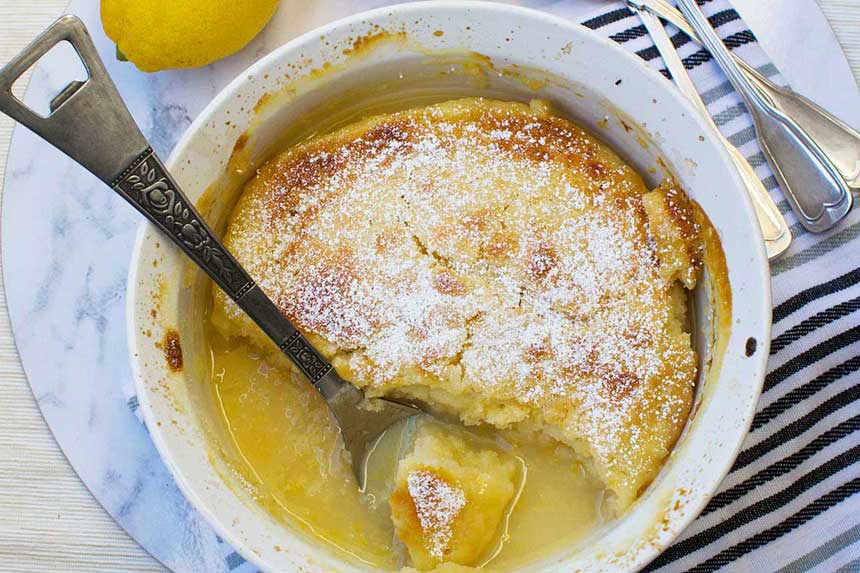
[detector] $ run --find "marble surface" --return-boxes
[1,0,859,572]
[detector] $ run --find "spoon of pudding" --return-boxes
[0,15,420,479]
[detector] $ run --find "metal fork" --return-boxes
[0,15,419,482]
[653,0,855,232]
[635,0,860,197]
[628,4,791,259]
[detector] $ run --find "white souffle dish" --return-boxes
[127,2,771,571]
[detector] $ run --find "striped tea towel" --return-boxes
[124,2,860,571]
[572,1,860,572]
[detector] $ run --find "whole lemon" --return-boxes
[101,0,280,72]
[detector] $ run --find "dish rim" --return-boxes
[127,2,772,571]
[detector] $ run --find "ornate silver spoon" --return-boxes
[0,15,419,480]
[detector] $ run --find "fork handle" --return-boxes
[0,15,334,386]
[637,0,860,194]
[675,0,853,232]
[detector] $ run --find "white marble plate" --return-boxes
[2,1,858,572]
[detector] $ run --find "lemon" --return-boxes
[101,0,280,72]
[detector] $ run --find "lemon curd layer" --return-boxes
[206,326,605,570]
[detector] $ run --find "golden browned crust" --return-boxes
[642,181,704,289]
[212,98,703,511]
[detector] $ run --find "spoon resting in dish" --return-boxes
[0,14,420,480]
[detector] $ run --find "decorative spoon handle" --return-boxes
[0,15,333,387]
[673,0,853,233]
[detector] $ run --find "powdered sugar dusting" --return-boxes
[218,98,700,505]
[407,470,467,560]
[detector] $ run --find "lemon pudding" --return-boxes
[207,97,704,569]
[390,423,519,569]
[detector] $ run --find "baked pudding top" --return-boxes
[212,97,704,511]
